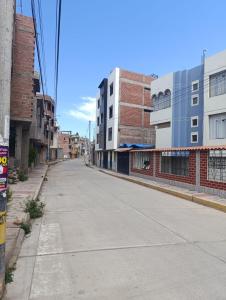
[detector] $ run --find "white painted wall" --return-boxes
[156,127,171,148]
[203,49,226,145]
[150,73,173,147]
[106,68,120,150]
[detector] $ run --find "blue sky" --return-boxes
[18,0,226,137]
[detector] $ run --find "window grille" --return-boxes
[208,150,226,182]
[161,152,189,176]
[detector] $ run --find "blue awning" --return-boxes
[119,144,155,149]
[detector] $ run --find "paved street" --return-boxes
[5,159,226,300]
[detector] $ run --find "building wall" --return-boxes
[172,65,204,147]
[106,68,119,150]
[155,152,196,185]
[150,73,173,148]
[119,69,155,146]
[95,79,108,151]
[11,14,35,122]
[58,132,71,158]
[203,50,226,146]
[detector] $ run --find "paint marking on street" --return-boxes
[37,223,63,255]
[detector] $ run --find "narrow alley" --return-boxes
[5,160,226,300]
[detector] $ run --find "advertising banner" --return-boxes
[0,146,8,191]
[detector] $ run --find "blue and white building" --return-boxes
[150,49,226,148]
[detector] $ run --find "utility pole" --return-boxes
[0,0,15,295]
[88,120,91,166]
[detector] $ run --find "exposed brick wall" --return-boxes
[131,152,153,176]
[120,69,153,84]
[144,89,151,107]
[200,151,226,190]
[120,106,142,127]
[120,82,143,105]
[58,133,70,157]
[11,14,35,121]
[119,127,155,145]
[155,151,196,185]
[144,111,151,128]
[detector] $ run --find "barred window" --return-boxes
[161,151,189,176]
[210,70,226,97]
[133,152,151,170]
[153,89,171,111]
[208,150,226,182]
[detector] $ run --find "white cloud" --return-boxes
[68,96,96,122]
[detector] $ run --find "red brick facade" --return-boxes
[11,14,35,121]
[120,69,152,84]
[200,151,226,190]
[155,152,196,185]
[119,69,155,145]
[120,82,144,105]
[120,106,142,127]
[58,132,71,158]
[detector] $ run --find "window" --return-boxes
[97,117,100,126]
[101,113,103,123]
[209,113,226,139]
[109,105,113,119]
[97,99,100,108]
[191,116,198,127]
[133,152,151,170]
[191,132,198,143]
[153,89,171,111]
[96,134,100,144]
[108,127,112,141]
[192,80,199,92]
[110,83,114,96]
[210,70,226,97]
[191,94,199,106]
[161,152,189,176]
[208,150,226,182]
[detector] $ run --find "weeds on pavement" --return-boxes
[24,199,45,219]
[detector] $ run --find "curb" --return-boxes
[99,170,226,214]
[4,165,50,294]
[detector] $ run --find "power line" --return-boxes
[37,0,48,94]
[54,0,62,108]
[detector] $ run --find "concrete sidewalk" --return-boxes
[6,164,48,269]
[99,168,226,213]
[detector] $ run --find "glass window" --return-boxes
[192,81,199,92]
[191,132,198,143]
[109,105,113,119]
[110,83,114,96]
[108,127,112,141]
[209,113,226,139]
[191,95,199,106]
[161,153,189,176]
[191,117,198,127]
[210,70,226,97]
[133,152,151,170]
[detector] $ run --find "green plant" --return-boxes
[18,170,28,182]
[20,222,31,235]
[6,187,13,202]
[5,266,16,284]
[24,199,45,219]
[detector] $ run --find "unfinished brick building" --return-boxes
[95,68,156,173]
[9,14,35,171]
